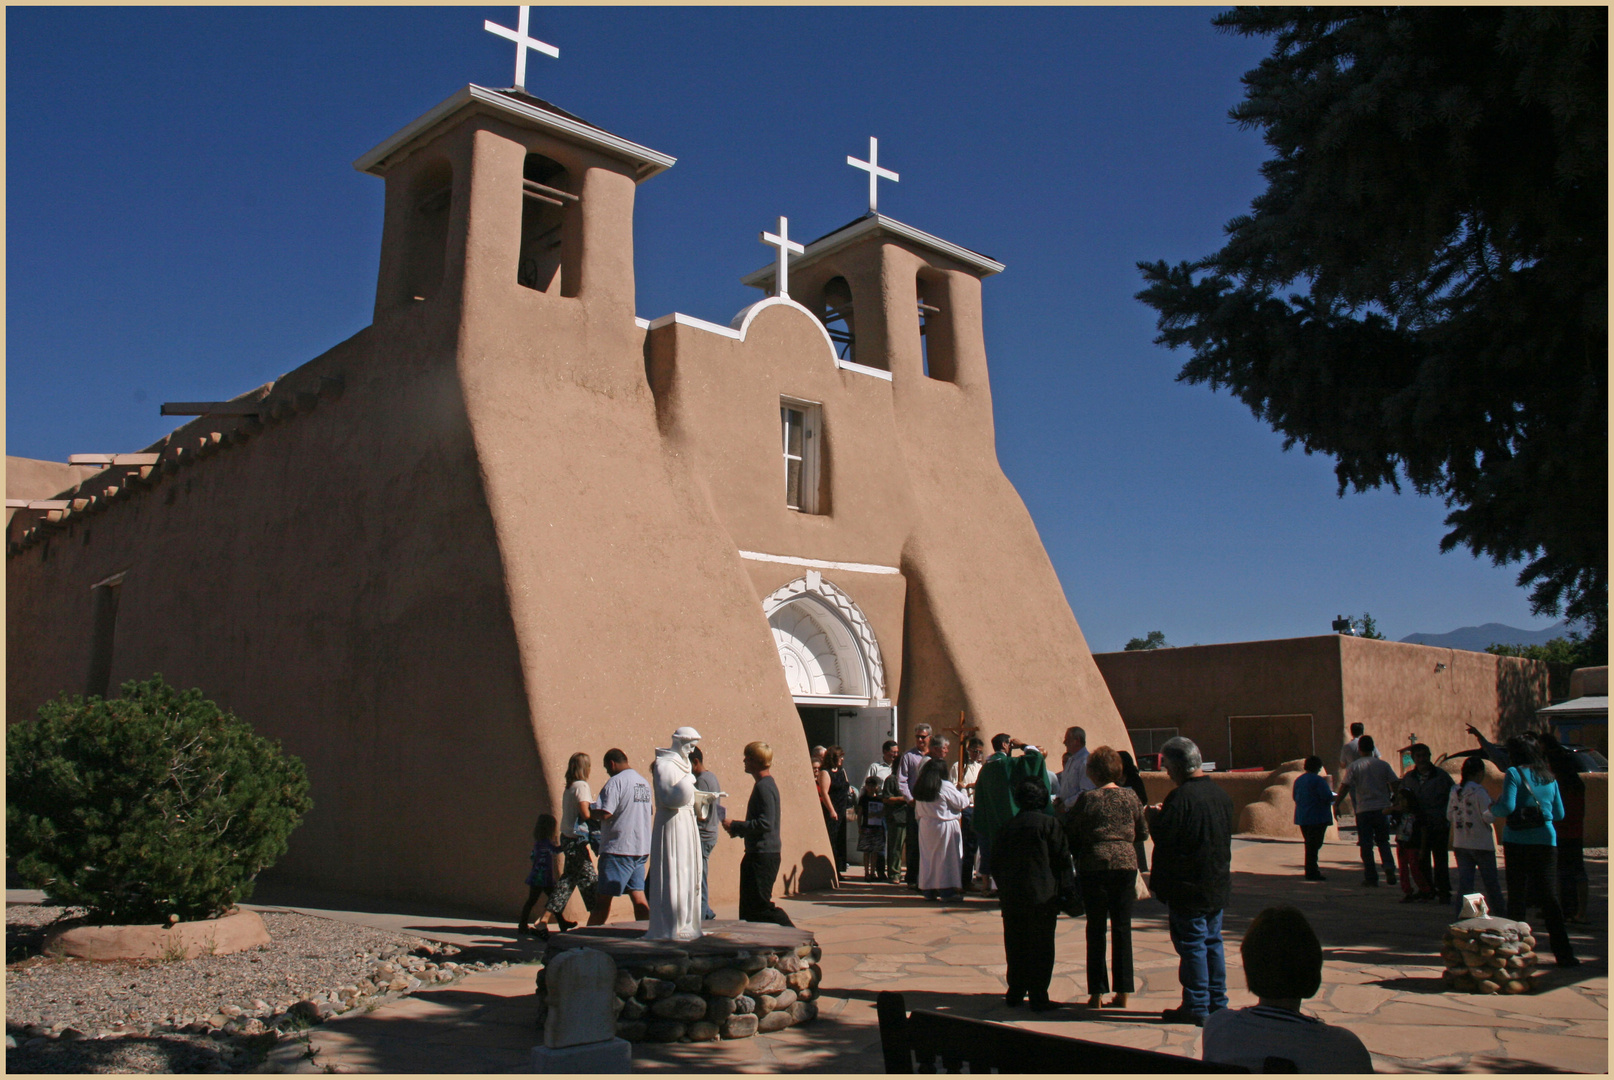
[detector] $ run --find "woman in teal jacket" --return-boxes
[1490,736,1577,967]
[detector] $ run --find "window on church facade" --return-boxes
[781,399,822,514]
[517,153,579,296]
[820,277,856,365]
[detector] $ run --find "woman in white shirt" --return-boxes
[544,752,597,930]
[1447,755,1505,916]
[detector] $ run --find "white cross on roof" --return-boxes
[847,136,899,214]
[760,216,806,297]
[484,6,559,93]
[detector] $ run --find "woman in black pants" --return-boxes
[822,746,852,874]
[1067,745,1149,1008]
[1491,736,1578,967]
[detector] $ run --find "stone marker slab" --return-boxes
[544,948,617,1049]
[531,1037,632,1074]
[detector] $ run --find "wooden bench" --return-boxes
[877,991,1297,1073]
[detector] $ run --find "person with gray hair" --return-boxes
[897,724,934,888]
[1146,736,1234,1027]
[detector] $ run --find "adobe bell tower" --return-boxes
[355,86,674,344]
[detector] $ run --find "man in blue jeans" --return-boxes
[1334,735,1399,887]
[1146,737,1234,1026]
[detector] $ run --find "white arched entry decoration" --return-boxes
[762,571,887,707]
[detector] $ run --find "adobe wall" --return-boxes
[6,311,550,916]
[773,237,1127,757]
[449,121,833,899]
[6,456,83,529]
[1570,666,1608,698]
[6,456,82,501]
[1337,636,1549,763]
[1095,637,1346,770]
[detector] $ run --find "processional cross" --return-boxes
[760,216,805,298]
[484,6,559,92]
[847,136,899,214]
[942,710,978,775]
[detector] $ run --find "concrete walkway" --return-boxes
[250,836,1603,1072]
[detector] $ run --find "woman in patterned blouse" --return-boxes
[1066,746,1149,1009]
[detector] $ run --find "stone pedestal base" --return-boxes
[530,1036,632,1073]
[536,922,821,1043]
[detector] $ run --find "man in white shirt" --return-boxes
[1333,735,1399,887]
[1203,905,1372,1072]
[866,740,900,784]
[588,748,654,925]
[1054,726,1094,815]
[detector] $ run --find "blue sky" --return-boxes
[6,6,1555,650]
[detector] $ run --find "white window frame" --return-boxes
[780,398,822,514]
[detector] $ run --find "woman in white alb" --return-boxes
[913,758,970,900]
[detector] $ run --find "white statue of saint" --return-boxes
[646,726,721,941]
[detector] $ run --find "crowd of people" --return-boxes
[1317,723,1584,967]
[516,718,1589,1069]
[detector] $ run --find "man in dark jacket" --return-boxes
[1401,743,1455,903]
[1146,736,1234,1027]
[990,779,1073,1012]
[722,741,794,927]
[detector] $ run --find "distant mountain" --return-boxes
[1399,621,1574,653]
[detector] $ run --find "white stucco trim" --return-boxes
[835,358,893,382]
[740,212,1005,291]
[792,694,894,708]
[643,296,847,372]
[739,551,900,575]
[646,311,741,339]
[634,317,651,329]
[354,84,677,180]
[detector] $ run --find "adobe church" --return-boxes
[7,61,1129,912]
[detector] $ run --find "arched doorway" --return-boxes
[763,572,894,868]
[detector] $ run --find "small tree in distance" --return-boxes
[1124,630,1171,651]
[6,675,313,925]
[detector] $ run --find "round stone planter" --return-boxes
[43,908,271,960]
[536,921,821,1043]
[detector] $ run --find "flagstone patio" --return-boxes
[264,836,1606,1073]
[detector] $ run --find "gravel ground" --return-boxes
[5,904,511,1073]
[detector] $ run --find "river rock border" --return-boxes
[536,942,822,1043]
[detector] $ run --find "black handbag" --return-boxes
[1506,769,1548,831]
[1057,854,1085,918]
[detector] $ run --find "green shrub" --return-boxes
[7,674,313,924]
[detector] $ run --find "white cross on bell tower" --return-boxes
[847,136,899,214]
[484,6,559,93]
[760,217,805,298]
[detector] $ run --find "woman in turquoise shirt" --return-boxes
[1490,736,1578,967]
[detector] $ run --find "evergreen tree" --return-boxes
[1137,8,1606,633]
[7,675,313,924]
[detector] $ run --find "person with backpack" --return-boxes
[1490,736,1578,967]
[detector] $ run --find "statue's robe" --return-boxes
[646,747,703,941]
